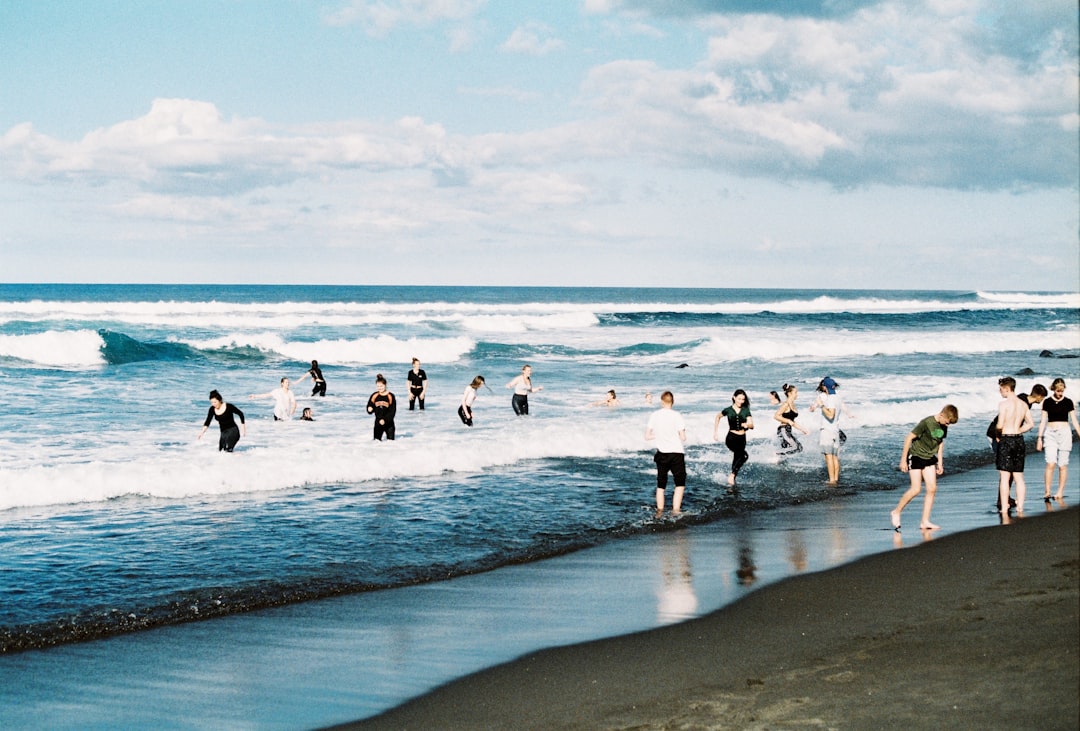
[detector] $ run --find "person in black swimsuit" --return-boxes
[366,374,397,441]
[407,358,427,411]
[198,389,246,452]
[773,384,809,454]
[295,360,327,397]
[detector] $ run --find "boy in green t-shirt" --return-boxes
[890,405,960,532]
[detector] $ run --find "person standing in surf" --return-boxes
[366,374,397,441]
[890,404,959,532]
[295,360,326,397]
[458,376,485,427]
[995,376,1034,517]
[406,358,428,411]
[249,377,297,421]
[714,389,754,487]
[773,384,809,454]
[1036,377,1080,501]
[198,390,246,452]
[645,390,687,516]
[809,376,853,485]
[506,364,543,415]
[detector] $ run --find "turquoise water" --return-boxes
[1,285,1077,650]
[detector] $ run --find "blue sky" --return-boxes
[1,0,1077,289]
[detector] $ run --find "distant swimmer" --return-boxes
[1036,378,1080,501]
[714,389,754,487]
[198,390,246,452]
[249,377,297,421]
[890,405,959,532]
[407,358,428,411]
[591,390,621,407]
[300,407,315,421]
[294,360,327,397]
[645,390,687,516]
[506,364,543,415]
[366,374,397,441]
[809,376,853,486]
[458,376,485,427]
[773,384,809,454]
[995,376,1034,517]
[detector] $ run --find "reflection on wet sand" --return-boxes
[656,532,698,624]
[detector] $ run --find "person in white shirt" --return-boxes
[249,377,297,421]
[645,390,688,516]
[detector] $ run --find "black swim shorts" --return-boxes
[908,454,938,470]
[654,451,686,489]
[995,434,1026,473]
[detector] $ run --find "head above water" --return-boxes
[819,377,838,395]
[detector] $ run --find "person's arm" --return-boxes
[288,392,297,417]
[1036,409,1047,451]
[1070,408,1080,440]
[936,440,945,475]
[712,411,724,441]
[198,407,213,440]
[420,374,427,400]
[506,376,519,390]
[387,393,397,421]
[678,428,687,443]
[773,404,787,424]
[1019,406,1034,434]
[294,371,310,384]
[235,405,246,436]
[899,431,916,472]
[743,412,754,430]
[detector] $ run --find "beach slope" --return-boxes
[341,507,1079,730]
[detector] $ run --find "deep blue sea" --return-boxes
[1,285,1077,651]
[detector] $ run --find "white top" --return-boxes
[270,387,296,420]
[646,407,686,454]
[819,393,843,435]
[461,386,478,408]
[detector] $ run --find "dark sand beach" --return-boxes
[345,506,1079,731]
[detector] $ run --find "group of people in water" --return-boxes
[197,362,1080,531]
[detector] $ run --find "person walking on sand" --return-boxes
[295,360,327,397]
[406,358,428,411]
[773,384,809,454]
[645,391,687,516]
[249,377,297,421]
[458,376,485,427]
[890,405,959,532]
[366,374,397,441]
[1036,378,1080,501]
[198,390,246,452]
[506,364,543,415]
[809,376,853,485]
[995,376,1034,516]
[714,389,753,487]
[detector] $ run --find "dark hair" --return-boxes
[209,389,222,401]
[1031,383,1048,398]
[782,383,797,396]
[311,360,319,367]
[732,388,750,408]
[376,374,387,385]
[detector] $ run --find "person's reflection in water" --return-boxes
[735,536,757,585]
[656,533,698,624]
[786,531,808,572]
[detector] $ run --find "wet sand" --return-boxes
[344,506,1079,730]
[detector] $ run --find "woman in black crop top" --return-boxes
[198,389,246,452]
[1036,377,1080,500]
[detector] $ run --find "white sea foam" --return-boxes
[178,333,476,365]
[0,330,105,367]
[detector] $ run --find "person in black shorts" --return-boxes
[198,389,246,452]
[296,360,327,397]
[366,374,397,441]
[890,405,959,532]
[407,358,427,410]
[994,377,1034,517]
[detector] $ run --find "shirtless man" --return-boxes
[995,377,1034,516]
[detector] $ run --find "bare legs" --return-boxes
[999,471,1026,516]
[1044,462,1068,500]
[891,466,939,531]
[824,454,840,485]
[656,485,685,516]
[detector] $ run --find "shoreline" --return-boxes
[344,506,1079,730]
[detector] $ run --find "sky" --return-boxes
[0,0,1077,290]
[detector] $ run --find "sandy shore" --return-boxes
[343,507,1079,731]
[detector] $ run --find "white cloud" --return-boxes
[500,22,565,56]
[323,0,486,34]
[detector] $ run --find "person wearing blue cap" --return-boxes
[809,376,853,485]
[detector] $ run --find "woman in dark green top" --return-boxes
[714,389,754,487]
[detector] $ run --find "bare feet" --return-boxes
[890,510,901,531]
[919,521,940,531]
[727,473,736,487]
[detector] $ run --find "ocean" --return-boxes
[1,284,1077,656]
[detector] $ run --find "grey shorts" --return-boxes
[820,431,841,456]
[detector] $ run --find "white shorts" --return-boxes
[820,431,841,456]
[1043,427,1073,465]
